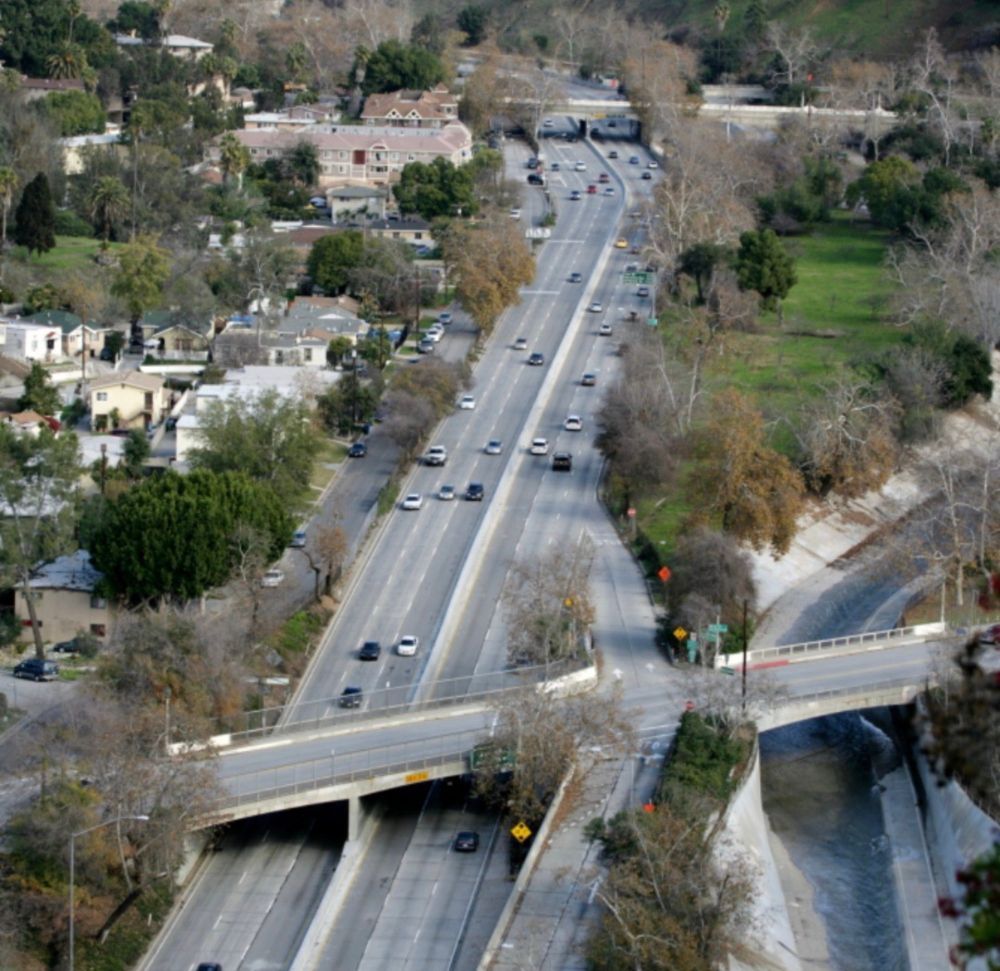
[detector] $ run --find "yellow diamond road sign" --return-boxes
[673,627,688,641]
[511,821,532,843]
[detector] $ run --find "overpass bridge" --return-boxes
[202,624,951,833]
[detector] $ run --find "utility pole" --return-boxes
[740,599,748,715]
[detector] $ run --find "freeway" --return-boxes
[146,133,657,971]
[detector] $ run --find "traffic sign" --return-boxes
[673,626,687,641]
[707,624,729,635]
[720,666,735,676]
[646,317,658,327]
[622,272,652,285]
[626,507,636,517]
[525,227,552,239]
[511,821,533,843]
[657,566,671,582]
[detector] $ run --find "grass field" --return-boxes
[12,235,123,273]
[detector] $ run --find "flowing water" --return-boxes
[760,711,909,971]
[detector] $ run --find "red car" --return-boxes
[598,172,610,184]
[586,184,597,194]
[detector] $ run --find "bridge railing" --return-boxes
[212,727,482,815]
[215,658,586,748]
[786,675,930,706]
[717,622,947,670]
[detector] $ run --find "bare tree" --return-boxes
[907,28,960,165]
[229,523,270,635]
[503,540,595,668]
[684,667,788,731]
[764,23,817,89]
[668,528,757,627]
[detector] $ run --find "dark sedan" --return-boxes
[359,640,381,661]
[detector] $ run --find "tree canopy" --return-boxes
[85,470,292,603]
[307,230,365,294]
[13,172,56,255]
[187,389,320,501]
[40,90,106,136]
[17,362,61,415]
[358,40,446,96]
[734,228,797,314]
[393,157,478,219]
[111,234,171,324]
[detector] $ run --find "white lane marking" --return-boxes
[520,289,560,295]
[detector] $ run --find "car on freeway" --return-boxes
[196,964,223,971]
[979,624,1000,645]
[439,484,456,501]
[527,172,545,185]
[604,186,615,195]
[568,271,583,283]
[513,336,528,350]
[598,321,614,336]
[574,160,586,171]
[629,155,640,165]
[290,530,307,548]
[454,831,480,852]
[614,237,628,249]
[437,311,453,325]
[466,482,484,501]
[527,352,545,366]
[598,172,610,184]
[347,441,368,458]
[648,160,659,168]
[13,658,59,681]
[424,445,447,466]
[397,635,419,657]
[588,301,603,313]
[586,183,597,194]
[581,372,597,386]
[552,452,573,472]
[637,285,650,297]
[530,437,549,455]
[260,569,285,587]
[359,640,382,661]
[459,394,476,410]
[608,149,619,159]
[641,171,652,180]
[550,161,560,171]
[564,414,583,432]
[401,493,424,510]
[569,189,581,201]
[484,439,503,455]
[339,686,363,708]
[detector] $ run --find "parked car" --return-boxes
[465,482,485,501]
[359,640,382,661]
[261,569,285,587]
[454,831,480,852]
[339,686,363,708]
[417,338,435,354]
[13,658,59,681]
[439,484,456,501]
[437,311,453,325]
[401,493,424,510]
[509,207,522,219]
[397,635,419,657]
[290,530,307,548]
[978,624,1000,645]
[348,441,368,458]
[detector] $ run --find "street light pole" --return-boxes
[69,814,149,971]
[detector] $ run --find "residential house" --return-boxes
[326,184,389,223]
[89,370,168,431]
[114,33,214,61]
[14,550,111,644]
[361,86,459,128]
[2,320,63,363]
[17,76,85,103]
[244,105,339,131]
[23,310,110,360]
[362,217,432,248]
[138,310,213,359]
[214,121,473,188]
[0,411,55,437]
[59,133,125,175]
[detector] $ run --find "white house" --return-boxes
[2,320,62,363]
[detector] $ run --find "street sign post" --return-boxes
[511,821,532,843]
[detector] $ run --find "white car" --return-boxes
[588,301,603,313]
[401,493,423,510]
[425,327,443,343]
[459,394,476,410]
[648,160,659,169]
[564,414,583,432]
[574,160,586,171]
[509,207,522,220]
[397,635,419,657]
[530,437,549,455]
[261,569,285,588]
[437,311,453,325]
[513,336,528,350]
[484,439,503,455]
[598,321,613,336]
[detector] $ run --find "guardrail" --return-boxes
[716,623,947,670]
[216,659,585,747]
[212,727,482,815]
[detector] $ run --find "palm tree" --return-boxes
[87,176,130,247]
[47,43,86,80]
[285,141,319,188]
[219,132,251,188]
[0,167,18,249]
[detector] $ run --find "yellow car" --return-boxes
[614,237,628,249]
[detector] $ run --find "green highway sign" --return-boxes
[720,666,735,676]
[622,272,652,285]
[707,624,729,635]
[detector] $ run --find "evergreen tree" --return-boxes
[735,228,797,319]
[13,172,56,256]
[17,362,60,415]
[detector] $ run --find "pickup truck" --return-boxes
[423,445,447,466]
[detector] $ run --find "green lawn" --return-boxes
[14,235,122,272]
[707,214,898,421]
